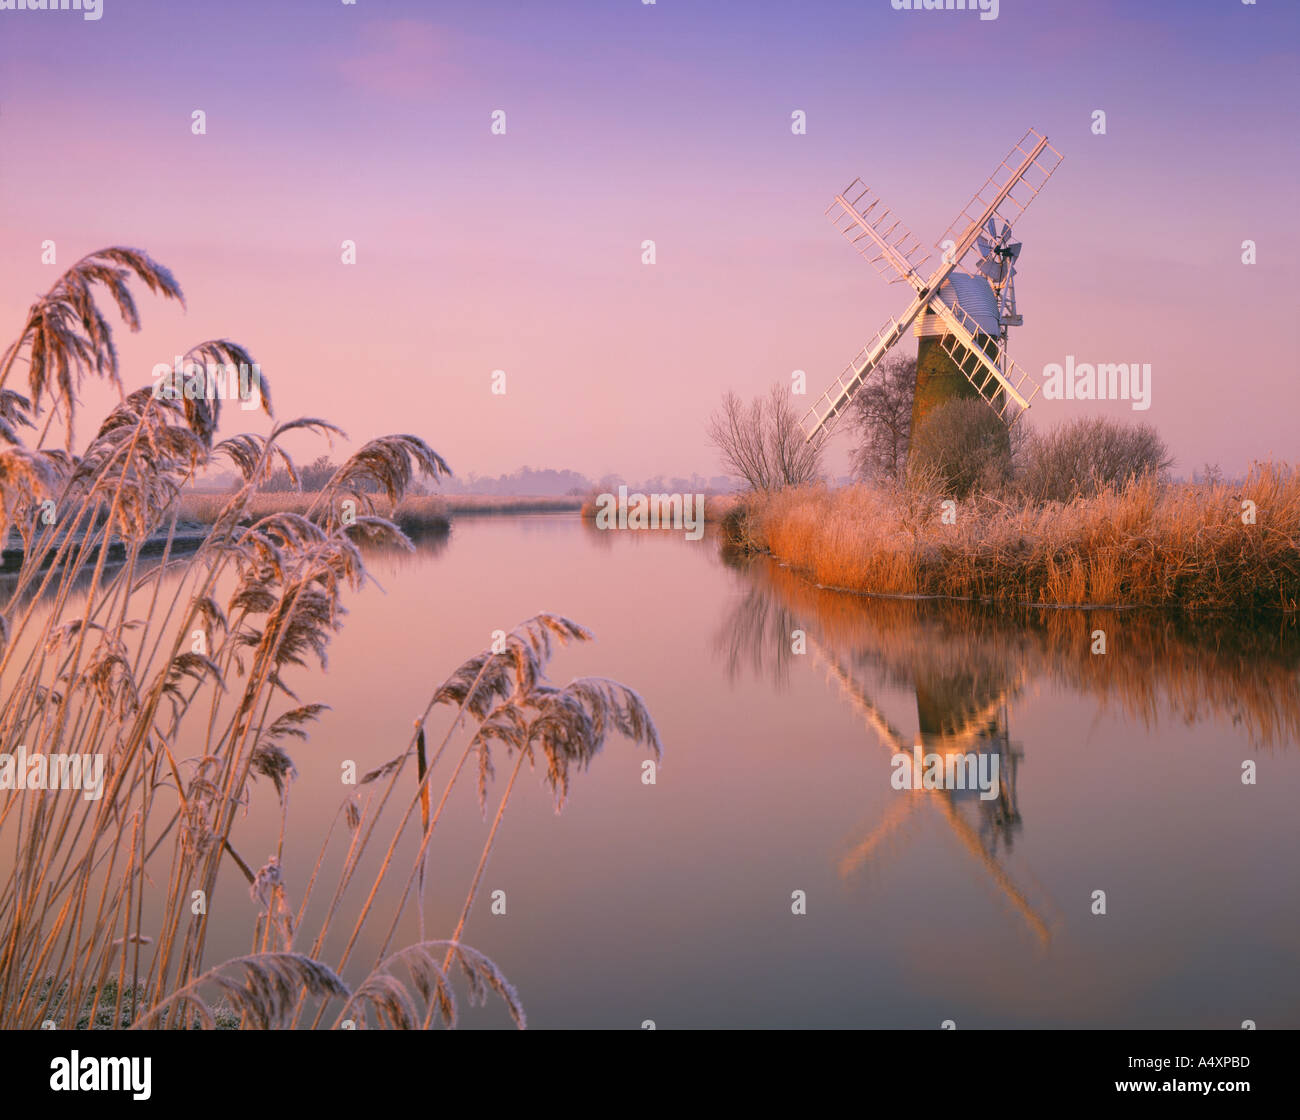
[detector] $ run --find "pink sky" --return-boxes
[1,0,1296,481]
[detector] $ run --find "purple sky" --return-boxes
[1,0,1296,480]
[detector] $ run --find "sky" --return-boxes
[0,0,1297,482]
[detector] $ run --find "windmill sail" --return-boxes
[800,312,915,442]
[806,634,1050,947]
[937,129,1063,282]
[935,301,1041,421]
[826,180,932,285]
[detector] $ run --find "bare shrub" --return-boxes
[707,384,822,491]
[907,398,1012,498]
[1018,416,1173,502]
[264,454,336,492]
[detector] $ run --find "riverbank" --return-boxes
[2,495,582,580]
[725,461,1300,614]
[176,492,582,531]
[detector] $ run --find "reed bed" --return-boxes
[737,466,1300,613]
[0,248,661,1029]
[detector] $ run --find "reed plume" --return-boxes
[0,249,661,1030]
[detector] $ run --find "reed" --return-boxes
[736,468,1300,614]
[0,249,661,1029]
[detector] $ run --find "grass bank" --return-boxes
[730,460,1300,614]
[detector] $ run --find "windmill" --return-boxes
[976,217,1023,330]
[801,129,1063,447]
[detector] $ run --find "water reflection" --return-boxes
[0,522,451,608]
[716,556,1300,948]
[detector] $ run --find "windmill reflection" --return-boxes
[714,564,1050,946]
[809,637,1047,946]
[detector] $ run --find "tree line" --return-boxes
[706,353,1174,501]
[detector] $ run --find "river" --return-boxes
[220,513,1298,1028]
[6,512,1298,1029]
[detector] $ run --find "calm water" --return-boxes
[19,514,1298,1028]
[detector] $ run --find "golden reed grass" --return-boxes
[0,249,660,1029]
[739,467,1300,613]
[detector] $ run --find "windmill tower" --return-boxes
[801,129,1063,450]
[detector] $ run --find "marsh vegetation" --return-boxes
[0,249,660,1029]
[710,365,1295,614]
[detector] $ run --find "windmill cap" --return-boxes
[914,273,1001,338]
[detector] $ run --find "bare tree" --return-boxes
[846,352,916,482]
[707,392,769,491]
[766,384,821,489]
[707,384,822,491]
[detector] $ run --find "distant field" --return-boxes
[176,492,583,529]
[439,495,584,514]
